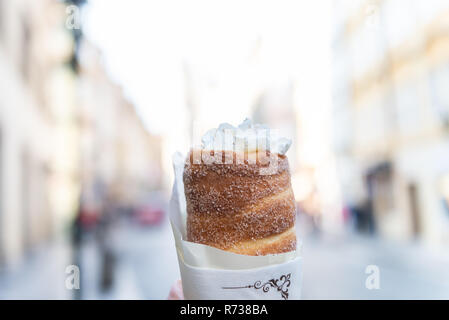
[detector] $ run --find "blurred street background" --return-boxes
[1,0,449,299]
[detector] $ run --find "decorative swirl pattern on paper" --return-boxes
[222,273,291,300]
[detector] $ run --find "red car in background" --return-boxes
[133,194,166,226]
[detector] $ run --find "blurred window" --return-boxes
[21,16,30,81]
[367,163,395,215]
[408,183,421,237]
[0,0,3,41]
[429,65,449,127]
[440,174,449,217]
[21,149,31,251]
[395,81,421,136]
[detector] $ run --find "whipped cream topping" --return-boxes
[201,118,292,155]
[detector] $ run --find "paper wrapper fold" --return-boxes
[169,152,302,300]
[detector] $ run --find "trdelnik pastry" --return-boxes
[183,119,297,256]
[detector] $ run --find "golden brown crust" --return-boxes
[184,149,296,256]
[227,227,297,256]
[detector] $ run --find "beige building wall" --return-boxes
[332,0,449,245]
[0,0,78,266]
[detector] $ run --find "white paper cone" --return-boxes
[169,152,303,300]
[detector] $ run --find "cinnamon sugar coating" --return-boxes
[184,149,296,256]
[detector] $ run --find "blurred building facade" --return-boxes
[0,0,79,266]
[332,0,449,245]
[0,0,162,268]
[77,40,162,209]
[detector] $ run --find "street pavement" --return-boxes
[0,239,72,299]
[1,218,449,299]
[301,233,449,299]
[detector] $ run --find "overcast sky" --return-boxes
[83,0,333,139]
